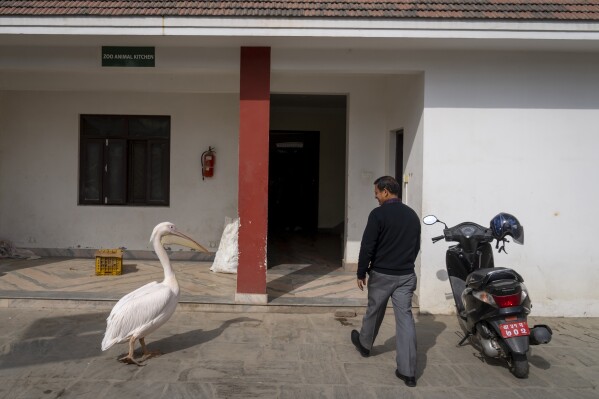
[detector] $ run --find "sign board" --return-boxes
[102,46,155,67]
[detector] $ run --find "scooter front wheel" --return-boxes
[510,353,529,379]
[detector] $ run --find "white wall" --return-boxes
[419,51,599,316]
[2,43,598,316]
[0,90,239,251]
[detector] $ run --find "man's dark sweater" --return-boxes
[357,199,421,279]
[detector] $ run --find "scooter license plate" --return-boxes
[499,321,530,338]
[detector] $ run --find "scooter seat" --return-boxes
[466,267,523,289]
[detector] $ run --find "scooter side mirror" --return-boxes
[423,215,438,225]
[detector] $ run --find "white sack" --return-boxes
[210,217,239,274]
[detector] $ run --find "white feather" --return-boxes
[101,281,177,350]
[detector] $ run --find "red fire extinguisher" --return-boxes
[201,146,216,180]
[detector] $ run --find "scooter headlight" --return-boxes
[473,290,497,307]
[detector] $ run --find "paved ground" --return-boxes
[0,257,598,398]
[1,308,598,399]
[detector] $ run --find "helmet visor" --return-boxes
[511,224,524,244]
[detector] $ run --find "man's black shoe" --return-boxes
[350,330,370,357]
[395,369,416,387]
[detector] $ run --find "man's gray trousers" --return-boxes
[358,270,417,377]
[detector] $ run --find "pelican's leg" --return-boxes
[119,336,143,366]
[140,337,162,361]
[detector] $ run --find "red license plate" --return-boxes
[499,321,530,338]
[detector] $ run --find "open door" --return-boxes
[268,131,320,234]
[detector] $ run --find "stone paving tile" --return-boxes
[449,364,516,388]
[560,388,599,399]
[80,356,142,382]
[211,381,279,398]
[416,345,454,366]
[458,387,529,399]
[3,378,76,399]
[278,384,332,399]
[535,365,596,389]
[543,346,599,368]
[160,382,215,399]
[129,357,189,382]
[199,342,263,362]
[571,366,599,390]
[51,380,113,399]
[301,362,348,384]
[304,327,351,345]
[242,360,302,384]
[335,341,380,363]
[343,362,398,386]
[549,319,599,348]
[0,379,20,399]
[259,341,301,362]
[299,343,338,362]
[410,387,462,399]
[331,385,378,399]
[102,380,169,399]
[177,360,245,382]
[15,359,92,381]
[413,364,463,387]
[513,388,569,399]
[371,385,420,399]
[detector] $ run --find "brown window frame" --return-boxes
[78,114,170,206]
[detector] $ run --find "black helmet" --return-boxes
[490,213,524,244]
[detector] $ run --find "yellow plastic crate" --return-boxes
[95,249,123,276]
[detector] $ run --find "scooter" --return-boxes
[423,212,552,378]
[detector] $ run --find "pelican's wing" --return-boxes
[101,282,174,351]
[108,281,160,318]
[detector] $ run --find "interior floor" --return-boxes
[267,231,343,270]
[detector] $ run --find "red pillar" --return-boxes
[236,47,271,304]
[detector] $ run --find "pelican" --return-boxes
[101,222,208,365]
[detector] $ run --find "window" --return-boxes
[79,115,170,206]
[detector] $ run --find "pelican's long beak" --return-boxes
[161,229,209,253]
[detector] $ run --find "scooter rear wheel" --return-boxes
[510,353,529,379]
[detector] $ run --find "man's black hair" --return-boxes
[374,176,400,195]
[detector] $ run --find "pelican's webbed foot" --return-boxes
[119,355,144,366]
[118,336,145,366]
[141,350,162,362]
[139,337,162,361]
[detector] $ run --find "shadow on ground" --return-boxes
[140,317,261,358]
[371,314,447,379]
[0,312,259,370]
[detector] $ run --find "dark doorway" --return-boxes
[394,129,404,200]
[267,94,346,272]
[268,131,320,234]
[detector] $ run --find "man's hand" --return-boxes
[357,277,367,291]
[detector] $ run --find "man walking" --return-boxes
[350,176,421,387]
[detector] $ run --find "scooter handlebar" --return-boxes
[431,235,445,243]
